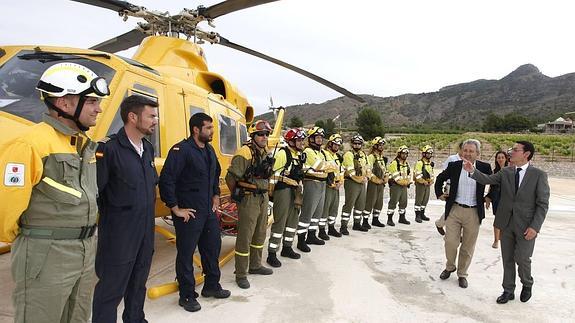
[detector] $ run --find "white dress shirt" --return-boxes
[129,137,144,157]
[515,162,530,188]
[455,161,477,206]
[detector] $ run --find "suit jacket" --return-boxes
[435,160,492,223]
[471,165,549,232]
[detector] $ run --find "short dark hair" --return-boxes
[516,140,535,161]
[120,95,158,123]
[189,112,213,134]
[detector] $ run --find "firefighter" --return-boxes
[266,128,307,267]
[321,134,345,237]
[413,145,434,223]
[297,126,333,251]
[225,120,275,289]
[365,136,388,228]
[387,145,412,226]
[340,134,370,234]
[0,62,109,322]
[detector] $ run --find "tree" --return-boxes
[288,116,303,128]
[482,112,533,132]
[482,113,503,132]
[355,108,385,140]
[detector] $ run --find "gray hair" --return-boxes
[462,139,481,153]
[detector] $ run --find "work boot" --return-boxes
[249,266,273,275]
[266,252,282,268]
[387,214,395,226]
[280,246,301,259]
[318,227,330,240]
[372,216,385,227]
[306,230,325,245]
[398,213,411,225]
[415,211,423,223]
[236,277,250,289]
[420,210,430,221]
[327,224,342,237]
[297,233,311,252]
[340,221,350,235]
[352,220,368,232]
[362,217,372,230]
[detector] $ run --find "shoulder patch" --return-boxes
[98,136,112,144]
[172,146,180,151]
[4,163,25,187]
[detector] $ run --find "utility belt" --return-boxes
[20,224,97,240]
[304,175,327,182]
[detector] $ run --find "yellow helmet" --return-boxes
[371,136,386,146]
[248,120,272,136]
[307,126,325,138]
[396,145,409,154]
[327,134,343,145]
[421,145,434,154]
[351,134,364,144]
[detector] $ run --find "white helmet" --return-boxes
[36,62,109,98]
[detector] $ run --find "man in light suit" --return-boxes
[435,139,492,288]
[465,141,549,304]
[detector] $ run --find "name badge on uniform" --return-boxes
[4,163,25,187]
[151,161,155,168]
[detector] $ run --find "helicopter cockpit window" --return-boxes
[0,50,115,123]
[239,123,248,144]
[218,114,237,155]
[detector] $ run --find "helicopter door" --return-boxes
[182,89,208,138]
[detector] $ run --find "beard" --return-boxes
[199,132,212,143]
[136,121,154,136]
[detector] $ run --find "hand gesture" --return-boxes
[172,206,196,222]
[462,158,475,173]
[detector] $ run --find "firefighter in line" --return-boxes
[340,134,371,234]
[297,127,334,251]
[0,63,108,322]
[386,145,412,226]
[225,120,275,289]
[365,136,389,229]
[321,134,345,237]
[413,145,434,223]
[266,128,307,268]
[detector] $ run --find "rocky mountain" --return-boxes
[257,64,575,130]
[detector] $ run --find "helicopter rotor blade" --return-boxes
[70,0,141,13]
[199,0,279,19]
[90,29,147,53]
[217,36,365,103]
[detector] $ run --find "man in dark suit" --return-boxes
[435,139,492,288]
[465,141,549,304]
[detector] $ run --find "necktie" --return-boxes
[514,167,522,193]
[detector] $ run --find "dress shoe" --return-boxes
[249,266,273,275]
[201,288,231,299]
[179,297,201,312]
[439,268,456,280]
[280,246,301,259]
[266,252,282,267]
[458,277,468,288]
[496,291,515,304]
[236,277,250,289]
[436,226,445,236]
[520,286,532,302]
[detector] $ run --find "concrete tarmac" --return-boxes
[1,177,573,322]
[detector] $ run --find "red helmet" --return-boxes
[248,120,272,135]
[283,128,306,141]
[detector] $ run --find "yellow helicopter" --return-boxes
[0,0,364,297]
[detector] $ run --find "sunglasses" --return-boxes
[255,132,270,137]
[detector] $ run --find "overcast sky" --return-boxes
[2,0,575,115]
